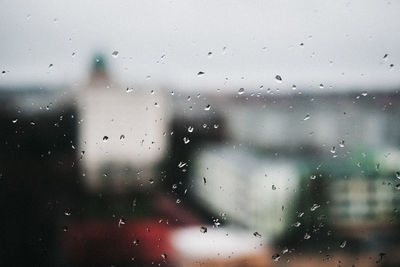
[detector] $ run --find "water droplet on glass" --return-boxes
[172,184,177,190]
[197,71,205,77]
[298,212,304,218]
[361,91,368,96]
[120,134,125,140]
[204,104,211,111]
[161,253,167,259]
[118,218,125,227]
[176,198,181,204]
[383,54,388,60]
[310,174,316,180]
[310,203,320,211]
[238,88,245,95]
[178,162,187,168]
[292,221,301,227]
[48,63,53,68]
[64,210,72,216]
[208,51,212,57]
[253,232,261,237]
[188,126,194,133]
[272,253,281,261]
[292,84,297,90]
[154,102,159,107]
[303,114,310,121]
[319,83,324,89]
[12,119,18,124]
[133,239,140,246]
[339,140,345,147]
[304,233,311,240]
[272,185,276,190]
[330,146,336,154]
[126,87,133,93]
[200,226,207,233]
[112,51,119,58]
[275,75,282,83]
[103,136,109,142]
[149,178,154,184]
[340,240,347,248]
[396,172,400,179]
[183,137,190,144]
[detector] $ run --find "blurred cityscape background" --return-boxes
[1,1,400,266]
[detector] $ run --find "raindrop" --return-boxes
[48,63,54,68]
[200,226,207,233]
[376,163,380,171]
[292,221,301,227]
[339,140,345,148]
[214,124,219,129]
[208,51,212,57]
[118,218,125,227]
[396,183,400,190]
[272,185,276,190]
[310,175,316,180]
[12,119,18,124]
[64,210,72,216]
[188,126,194,133]
[126,87,133,93]
[183,137,190,144]
[178,162,187,168]
[282,248,289,255]
[272,253,281,261]
[304,233,311,240]
[396,172,400,179]
[340,240,347,248]
[133,239,140,246]
[112,51,119,58]
[176,198,181,204]
[310,203,320,211]
[204,104,211,111]
[303,114,310,121]
[120,134,125,140]
[253,232,262,237]
[298,212,304,218]
[203,177,207,185]
[154,102,159,107]
[383,54,388,60]
[275,75,282,83]
[103,136,109,142]
[161,253,167,259]
[172,184,177,190]
[238,88,245,95]
[292,84,297,90]
[361,91,368,96]
[149,179,154,184]
[330,146,336,154]
[319,83,324,89]
[197,71,205,77]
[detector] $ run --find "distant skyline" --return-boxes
[1,0,399,93]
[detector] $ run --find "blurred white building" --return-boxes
[75,56,170,192]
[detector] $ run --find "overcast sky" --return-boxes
[0,0,399,92]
